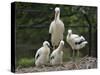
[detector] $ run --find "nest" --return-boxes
[16,56,97,73]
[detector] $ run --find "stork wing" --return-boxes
[74,36,86,45]
[72,34,79,39]
[35,48,42,61]
[60,20,65,33]
[49,21,54,34]
[50,52,55,60]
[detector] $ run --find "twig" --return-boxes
[74,63,79,69]
[79,55,88,62]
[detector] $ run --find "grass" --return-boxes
[63,47,72,62]
[16,47,87,68]
[17,58,35,68]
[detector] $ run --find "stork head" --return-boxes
[58,40,64,50]
[55,7,60,13]
[43,41,50,47]
[55,7,60,20]
[68,29,72,35]
[59,40,64,47]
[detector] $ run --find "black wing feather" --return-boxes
[50,56,54,60]
[36,54,40,60]
[75,39,85,45]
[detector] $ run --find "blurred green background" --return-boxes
[15,2,97,68]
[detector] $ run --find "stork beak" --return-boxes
[56,11,59,16]
[55,11,58,21]
[47,44,53,50]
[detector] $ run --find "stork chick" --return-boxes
[50,40,64,66]
[35,41,50,67]
[49,7,65,49]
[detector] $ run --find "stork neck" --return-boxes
[44,45,48,49]
[55,12,60,21]
[67,33,71,38]
[58,44,63,52]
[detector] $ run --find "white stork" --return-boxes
[49,7,65,49]
[66,29,88,57]
[50,40,64,66]
[35,41,50,67]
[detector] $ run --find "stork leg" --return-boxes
[72,49,75,61]
[53,45,55,50]
[77,50,80,57]
[53,46,57,50]
[54,46,56,49]
[72,49,75,57]
[77,50,80,58]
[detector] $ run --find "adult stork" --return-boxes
[66,29,88,57]
[35,41,50,67]
[49,7,65,49]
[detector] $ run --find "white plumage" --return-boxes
[50,40,64,65]
[35,41,50,67]
[49,7,65,49]
[66,29,88,56]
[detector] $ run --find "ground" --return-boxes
[16,56,97,73]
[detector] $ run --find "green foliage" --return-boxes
[63,48,71,62]
[18,58,35,68]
